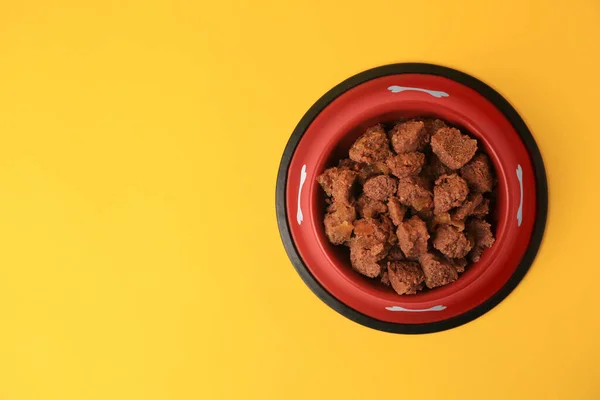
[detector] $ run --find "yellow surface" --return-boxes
[0,0,599,399]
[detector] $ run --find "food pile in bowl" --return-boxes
[318,118,496,296]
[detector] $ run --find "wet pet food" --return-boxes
[317,119,496,295]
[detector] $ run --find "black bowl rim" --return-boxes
[275,63,548,334]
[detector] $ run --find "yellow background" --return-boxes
[0,0,599,399]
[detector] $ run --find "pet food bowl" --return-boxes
[276,63,547,334]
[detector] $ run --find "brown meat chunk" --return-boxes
[431,127,477,170]
[349,217,396,277]
[397,177,433,212]
[349,218,393,277]
[349,124,392,164]
[354,218,389,245]
[386,152,426,178]
[433,225,473,258]
[363,175,397,201]
[387,197,407,226]
[419,253,458,289]
[387,261,425,295]
[433,174,469,215]
[323,202,357,245]
[453,192,484,221]
[356,194,387,218]
[390,120,430,153]
[317,167,337,196]
[317,166,358,205]
[467,219,495,262]
[460,153,494,193]
[352,218,390,260]
[396,216,430,259]
[349,243,383,278]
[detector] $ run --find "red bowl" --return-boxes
[276,64,547,334]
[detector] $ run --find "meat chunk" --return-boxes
[349,217,396,277]
[431,127,477,170]
[389,120,430,153]
[397,177,434,212]
[433,174,469,215]
[363,175,397,201]
[354,218,389,246]
[396,216,430,259]
[386,152,426,178]
[433,224,473,258]
[467,219,495,262]
[356,194,387,218]
[349,124,392,164]
[387,197,407,226]
[352,218,390,260]
[317,167,337,196]
[349,244,383,278]
[323,202,357,245]
[317,166,358,205]
[460,153,494,192]
[453,192,484,221]
[419,253,458,289]
[386,261,425,295]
